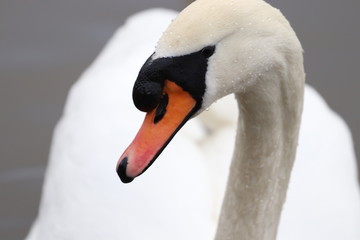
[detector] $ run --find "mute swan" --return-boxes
[26,3,360,240]
[117,0,360,239]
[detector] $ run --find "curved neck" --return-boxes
[215,73,304,240]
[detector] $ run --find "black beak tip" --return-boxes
[117,157,134,184]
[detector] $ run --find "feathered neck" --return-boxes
[215,54,305,240]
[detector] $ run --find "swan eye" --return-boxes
[200,46,216,58]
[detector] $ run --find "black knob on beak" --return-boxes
[132,77,163,112]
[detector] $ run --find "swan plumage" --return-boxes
[26,4,360,240]
[279,85,360,239]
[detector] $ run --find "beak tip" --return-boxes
[117,157,134,184]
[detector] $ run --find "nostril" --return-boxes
[117,157,134,183]
[133,80,162,112]
[154,94,169,124]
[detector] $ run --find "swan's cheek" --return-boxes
[117,81,197,183]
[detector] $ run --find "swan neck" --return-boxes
[215,76,304,240]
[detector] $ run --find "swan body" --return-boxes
[26,3,360,240]
[279,85,360,240]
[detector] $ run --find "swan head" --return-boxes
[117,0,304,183]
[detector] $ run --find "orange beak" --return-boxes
[117,80,197,183]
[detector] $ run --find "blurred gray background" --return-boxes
[0,0,359,239]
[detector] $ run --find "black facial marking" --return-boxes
[132,46,216,113]
[154,94,169,124]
